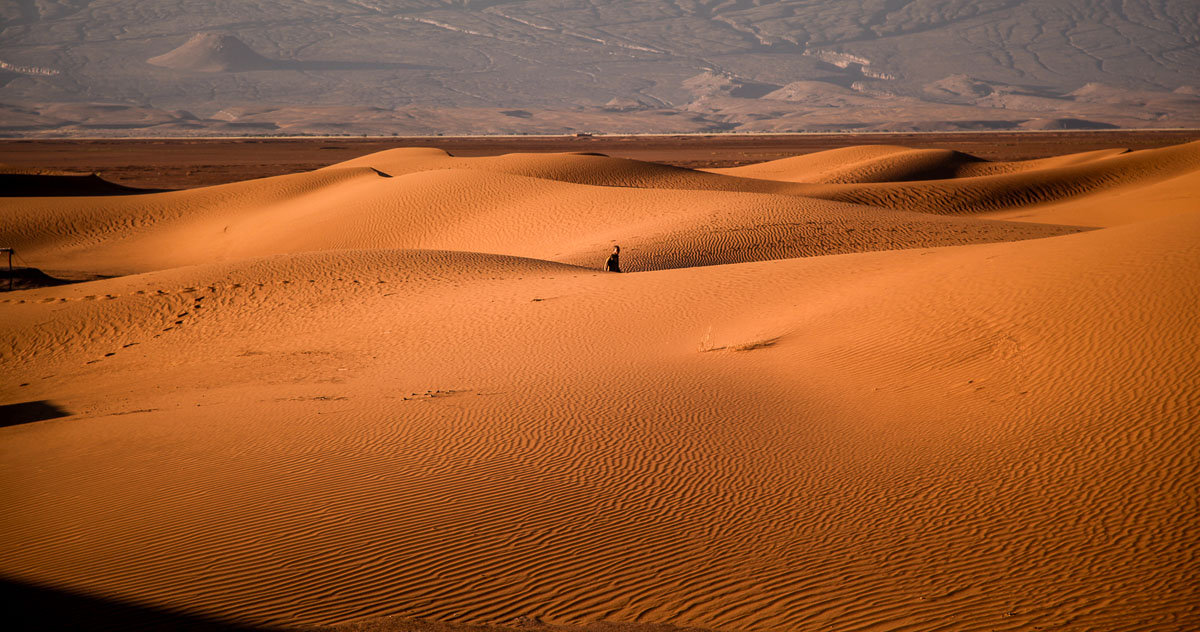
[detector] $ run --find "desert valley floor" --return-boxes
[2,137,1199,631]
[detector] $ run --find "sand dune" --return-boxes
[794,141,1200,214]
[982,166,1200,227]
[1,161,1087,276]
[333,142,1200,218]
[328,148,802,193]
[2,141,1198,632]
[708,146,984,183]
[708,145,1131,183]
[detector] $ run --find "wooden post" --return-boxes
[1,248,12,291]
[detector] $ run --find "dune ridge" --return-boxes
[2,141,1198,632]
[708,146,1132,183]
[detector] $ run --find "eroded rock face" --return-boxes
[3,1,1200,134]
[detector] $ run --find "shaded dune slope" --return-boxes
[708,146,987,183]
[708,146,1131,183]
[0,172,160,197]
[798,141,1200,214]
[2,141,1199,632]
[982,166,1200,227]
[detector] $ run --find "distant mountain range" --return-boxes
[2,0,1198,135]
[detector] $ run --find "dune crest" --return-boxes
[2,141,1198,632]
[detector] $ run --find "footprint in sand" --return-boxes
[401,389,463,401]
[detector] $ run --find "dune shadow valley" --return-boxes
[2,138,1199,632]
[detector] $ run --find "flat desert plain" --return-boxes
[2,136,1199,631]
[4,130,1200,190]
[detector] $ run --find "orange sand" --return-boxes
[2,142,1198,631]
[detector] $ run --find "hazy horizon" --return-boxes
[3,0,1199,135]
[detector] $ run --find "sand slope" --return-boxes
[708,146,1134,183]
[794,141,1200,214]
[2,142,1198,632]
[1,161,1087,276]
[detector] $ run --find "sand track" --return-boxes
[2,142,1198,631]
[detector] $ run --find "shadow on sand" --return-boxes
[0,173,166,197]
[0,401,71,428]
[3,578,268,631]
[1,267,85,292]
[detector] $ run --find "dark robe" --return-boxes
[604,251,621,273]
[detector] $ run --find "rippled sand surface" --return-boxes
[3,142,1198,631]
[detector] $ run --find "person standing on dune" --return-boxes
[604,245,621,273]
